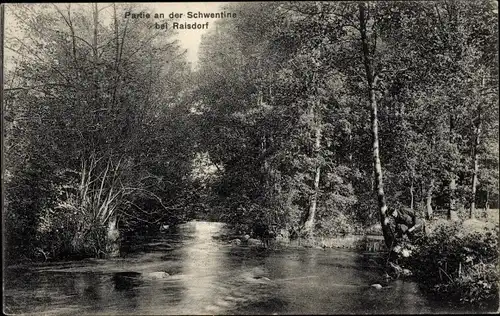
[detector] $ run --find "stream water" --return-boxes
[4,221,489,315]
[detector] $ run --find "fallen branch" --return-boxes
[438,266,453,283]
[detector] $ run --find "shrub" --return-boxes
[316,212,355,237]
[4,165,58,262]
[410,221,499,307]
[35,202,110,260]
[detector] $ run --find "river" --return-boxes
[3,221,487,315]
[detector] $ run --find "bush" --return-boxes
[12,176,120,261]
[4,165,58,262]
[410,221,499,307]
[35,202,110,260]
[316,212,355,237]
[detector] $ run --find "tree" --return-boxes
[4,3,193,260]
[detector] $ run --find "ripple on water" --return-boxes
[5,221,496,315]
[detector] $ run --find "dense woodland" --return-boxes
[3,1,499,306]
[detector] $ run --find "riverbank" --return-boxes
[409,217,499,309]
[216,231,387,253]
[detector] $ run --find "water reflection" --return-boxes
[111,272,141,311]
[4,221,497,315]
[175,221,232,314]
[112,271,143,291]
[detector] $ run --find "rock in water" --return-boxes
[242,234,251,242]
[246,275,271,284]
[371,283,383,290]
[251,266,266,275]
[145,271,170,279]
[247,238,263,247]
[231,238,242,245]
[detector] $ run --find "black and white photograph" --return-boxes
[2,1,499,315]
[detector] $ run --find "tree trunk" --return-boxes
[485,190,490,212]
[448,114,458,221]
[111,3,120,109]
[348,131,353,165]
[92,3,99,129]
[359,3,393,248]
[304,166,321,235]
[410,179,414,211]
[304,122,321,236]
[409,167,416,210]
[106,215,120,258]
[470,76,484,219]
[448,176,458,220]
[370,170,374,192]
[426,179,434,220]
[93,4,98,61]
[470,125,480,219]
[369,86,392,247]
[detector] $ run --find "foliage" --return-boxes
[410,221,499,306]
[4,3,196,261]
[315,211,356,237]
[194,0,498,242]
